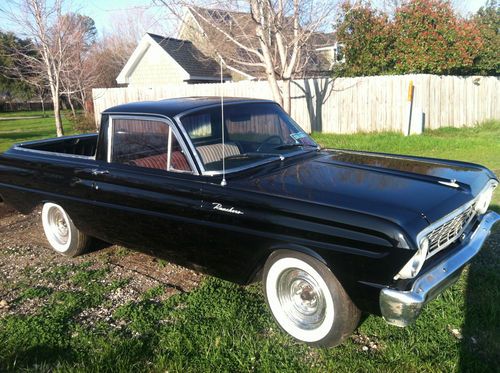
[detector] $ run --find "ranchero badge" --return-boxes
[212,203,244,215]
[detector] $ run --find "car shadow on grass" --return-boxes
[459,204,500,372]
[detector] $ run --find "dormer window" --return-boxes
[316,42,345,68]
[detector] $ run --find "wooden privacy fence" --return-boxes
[92,74,500,134]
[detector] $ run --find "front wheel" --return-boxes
[263,250,360,347]
[41,202,90,257]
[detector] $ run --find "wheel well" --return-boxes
[246,244,328,285]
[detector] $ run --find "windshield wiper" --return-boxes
[273,143,319,150]
[225,152,284,161]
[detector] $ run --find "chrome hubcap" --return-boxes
[47,207,69,245]
[277,268,326,330]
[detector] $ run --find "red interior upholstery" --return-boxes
[132,153,167,169]
[131,151,190,171]
[171,151,191,171]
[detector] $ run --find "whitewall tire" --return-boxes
[41,203,89,257]
[263,250,360,347]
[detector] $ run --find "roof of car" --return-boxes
[103,97,275,118]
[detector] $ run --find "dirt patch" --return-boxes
[0,202,15,219]
[0,205,203,321]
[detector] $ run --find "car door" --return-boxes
[72,115,208,268]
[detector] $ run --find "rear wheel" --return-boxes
[41,203,89,257]
[263,250,360,347]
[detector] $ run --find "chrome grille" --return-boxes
[426,205,476,256]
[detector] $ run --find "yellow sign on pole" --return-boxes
[407,80,414,102]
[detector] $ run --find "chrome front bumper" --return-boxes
[380,211,500,327]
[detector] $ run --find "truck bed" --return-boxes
[15,133,98,157]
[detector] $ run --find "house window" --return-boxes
[317,43,345,66]
[110,118,193,173]
[334,43,345,63]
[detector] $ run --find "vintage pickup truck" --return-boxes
[0,97,498,347]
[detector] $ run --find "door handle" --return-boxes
[91,169,109,176]
[75,168,110,176]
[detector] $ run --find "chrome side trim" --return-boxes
[11,146,95,160]
[173,113,207,174]
[107,116,113,163]
[380,211,500,327]
[166,126,172,172]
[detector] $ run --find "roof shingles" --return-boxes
[147,33,229,80]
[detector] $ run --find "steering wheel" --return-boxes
[256,135,283,152]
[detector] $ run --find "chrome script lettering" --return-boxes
[212,203,244,215]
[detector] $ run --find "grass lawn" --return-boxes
[0,110,49,118]
[0,111,75,153]
[0,116,499,372]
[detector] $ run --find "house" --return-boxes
[178,6,342,81]
[116,33,230,87]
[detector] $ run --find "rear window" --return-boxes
[182,113,212,139]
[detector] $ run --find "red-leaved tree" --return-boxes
[472,0,499,75]
[391,0,482,75]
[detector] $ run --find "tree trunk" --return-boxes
[282,78,292,114]
[67,95,76,118]
[54,100,64,137]
[50,87,64,137]
[266,76,283,108]
[46,64,64,136]
[79,90,88,116]
[40,95,45,117]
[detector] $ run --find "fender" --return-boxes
[246,242,328,284]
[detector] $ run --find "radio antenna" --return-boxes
[220,57,227,187]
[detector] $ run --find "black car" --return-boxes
[0,97,498,347]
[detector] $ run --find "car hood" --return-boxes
[235,150,494,230]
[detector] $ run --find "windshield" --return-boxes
[179,102,318,172]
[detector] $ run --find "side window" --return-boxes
[110,118,192,173]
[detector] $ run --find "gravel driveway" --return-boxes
[0,202,203,319]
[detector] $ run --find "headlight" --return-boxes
[475,185,494,215]
[394,238,429,280]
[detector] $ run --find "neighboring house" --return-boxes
[116,33,230,87]
[178,6,341,81]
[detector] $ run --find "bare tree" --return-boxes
[28,74,49,116]
[3,0,83,136]
[89,8,154,89]
[59,13,100,117]
[89,37,135,89]
[158,0,356,113]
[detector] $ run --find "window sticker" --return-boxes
[290,132,307,141]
